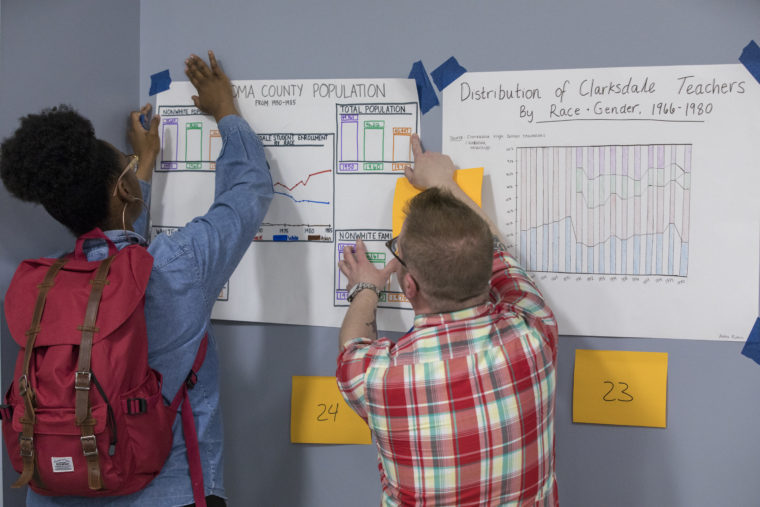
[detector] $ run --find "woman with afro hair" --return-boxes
[0,51,273,506]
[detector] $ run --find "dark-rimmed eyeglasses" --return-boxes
[385,235,406,268]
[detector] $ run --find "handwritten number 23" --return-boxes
[602,381,633,402]
[317,403,339,422]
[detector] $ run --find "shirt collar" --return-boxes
[103,229,147,248]
[412,299,496,330]
[79,229,148,261]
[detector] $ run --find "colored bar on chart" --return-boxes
[363,120,384,163]
[340,115,359,161]
[185,122,203,169]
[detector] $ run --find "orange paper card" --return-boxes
[290,376,372,444]
[392,167,484,237]
[573,349,668,428]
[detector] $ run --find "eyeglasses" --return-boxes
[385,235,407,268]
[113,154,139,197]
[386,235,419,293]
[123,154,139,174]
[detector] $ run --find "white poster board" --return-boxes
[152,79,418,331]
[442,64,759,341]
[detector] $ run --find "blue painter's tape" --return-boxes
[149,69,172,96]
[139,113,151,130]
[739,40,760,85]
[741,316,760,366]
[431,56,467,92]
[408,61,439,114]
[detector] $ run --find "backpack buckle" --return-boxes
[74,371,92,391]
[185,371,198,390]
[80,435,98,457]
[17,375,29,396]
[125,398,147,415]
[19,435,34,457]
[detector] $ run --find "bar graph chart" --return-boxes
[333,230,410,309]
[158,106,223,171]
[517,144,692,276]
[335,103,418,174]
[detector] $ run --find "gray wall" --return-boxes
[2,1,760,505]
[0,1,141,505]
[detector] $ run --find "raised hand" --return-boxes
[184,50,238,122]
[404,133,457,191]
[339,238,399,293]
[127,103,160,180]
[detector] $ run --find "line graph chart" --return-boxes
[256,133,334,242]
[273,169,332,205]
[517,144,692,276]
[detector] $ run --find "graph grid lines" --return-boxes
[517,144,692,276]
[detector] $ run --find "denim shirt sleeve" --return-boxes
[156,115,273,313]
[142,114,273,369]
[133,179,152,239]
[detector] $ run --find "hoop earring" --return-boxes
[121,196,149,236]
[132,196,149,216]
[121,201,128,236]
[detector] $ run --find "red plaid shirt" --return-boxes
[337,249,558,506]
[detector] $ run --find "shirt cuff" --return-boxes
[340,336,373,353]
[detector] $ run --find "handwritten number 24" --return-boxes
[317,403,339,422]
[602,380,633,402]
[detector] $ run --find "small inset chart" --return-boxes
[256,133,334,242]
[517,144,692,276]
[336,103,418,174]
[334,230,410,309]
[158,106,221,171]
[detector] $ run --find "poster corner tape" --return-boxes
[738,40,760,85]
[149,69,172,96]
[408,60,439,114]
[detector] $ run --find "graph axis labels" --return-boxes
[516,144,692,278]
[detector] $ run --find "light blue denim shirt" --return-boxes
[28,114,273,506]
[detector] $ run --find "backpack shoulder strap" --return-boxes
[74,255,115,491]
[170,333,209,507]
[13,257,67,490]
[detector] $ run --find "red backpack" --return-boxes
[1,229,208,505]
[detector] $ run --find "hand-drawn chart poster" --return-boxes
[442,65,760,341]
[152,79,418,330]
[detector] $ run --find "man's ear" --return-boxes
[401,271,418,299]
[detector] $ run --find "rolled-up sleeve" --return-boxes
[336,337,393,421]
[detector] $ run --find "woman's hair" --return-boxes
[0,105,121,235]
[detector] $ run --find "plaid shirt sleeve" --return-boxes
[490,246,559,354]
[336,337,394,420]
